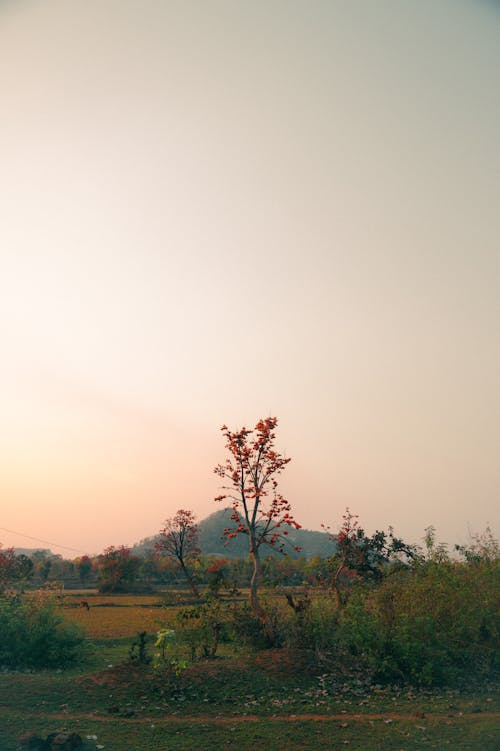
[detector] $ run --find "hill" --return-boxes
[134,509,333,560]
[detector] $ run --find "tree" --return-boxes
[155,509,201,597]
[0,546,33,593]
[214,417,300,627]
[324,508,415,608]
[76,555,93,586]
[97,546,141,593]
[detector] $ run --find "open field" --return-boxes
[1,590,498,751]
[61,593,167,638]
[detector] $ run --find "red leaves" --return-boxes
[214,417,299,555]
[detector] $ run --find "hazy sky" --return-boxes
[1,0,499,555]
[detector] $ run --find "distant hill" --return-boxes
[134,509,334,560]
[13,548,52,558]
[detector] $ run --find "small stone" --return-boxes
[48,732,82,750]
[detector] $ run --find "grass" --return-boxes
[2,712,499,751]
[0,590,498,751]
[63,601,165,638]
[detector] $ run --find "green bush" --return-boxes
[230,601,283,649]
[282,597,339,652]
[0,593,85,669]
[336,560,499,686]
[174,597,233,659]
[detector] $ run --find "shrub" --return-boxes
[336,560,499,686]
[174,596,233,659]
[0,593,85,669]
[282,596,339,652]
[231,600,284,649]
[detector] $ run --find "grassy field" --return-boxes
[61,593,167,638]
[1,591,498,751]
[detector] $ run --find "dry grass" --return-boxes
[61,595,167,637]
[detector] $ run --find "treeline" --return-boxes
[7,546,335,592]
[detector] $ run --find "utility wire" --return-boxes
[0,526,89,556]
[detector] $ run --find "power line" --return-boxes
[0,526,89,556]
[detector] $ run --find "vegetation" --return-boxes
[1,413,498,749]
[155,509,201,597]
[0,591,84,669]
[0,584,498,751]
[0,545,33,592]
[96,545,141,593]
[214,417,301,632]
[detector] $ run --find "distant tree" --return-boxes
[0,546,17,593]
[97,546,141,593]
[214,417,300,631]
[76,555,93,586]
[0,547,33,592]
[155,510,201,597]
[38,558,53,583]
[139,553,161,587]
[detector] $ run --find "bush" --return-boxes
[230,600,285,649]
[282,596,339,652]
[174,597,232,659]
[0,593,85,669]
[336,560,500,686]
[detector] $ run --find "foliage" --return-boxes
[0,546,34,592]
[419,525,450,563]
[455,525,500,563]
[214,417,300,628]
[129,631,151,664]
[75,554,93,585]
[97,546,141,593]
[154,627,190,689]
[156,509,201,597]
[336,557,500,686]
[323,509,415,607]
[0,591,85,669]
[173,595,233,659]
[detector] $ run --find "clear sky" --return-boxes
[1,0,499,556]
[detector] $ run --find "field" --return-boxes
[1,591,498,751]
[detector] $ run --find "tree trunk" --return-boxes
[180,561,200,598]
[249,548,261,614]
[250,548,276,644]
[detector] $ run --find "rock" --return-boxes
[47,732,83,750]
[17,734,50,751]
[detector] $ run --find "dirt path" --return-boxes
[1,708,499,724]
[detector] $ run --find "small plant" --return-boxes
[129,631,151,664]
[154,628,189,690]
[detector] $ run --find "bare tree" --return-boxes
[155,509,201,597]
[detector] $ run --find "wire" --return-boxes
[0,526,89,556]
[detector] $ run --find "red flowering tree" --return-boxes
[214,417,300,623]
[155,509,201,597]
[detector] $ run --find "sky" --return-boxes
[1,0,499,556]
